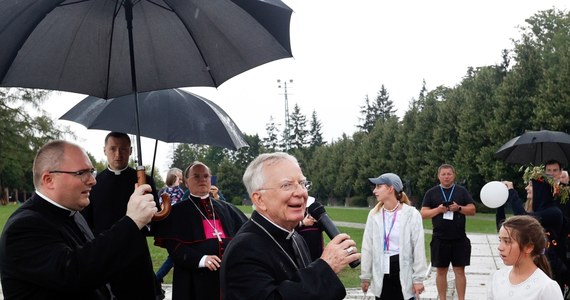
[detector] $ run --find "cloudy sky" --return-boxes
[45,0,569,178]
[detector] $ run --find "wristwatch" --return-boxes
[458,206,462,212]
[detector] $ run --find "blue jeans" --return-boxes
[156,256,173,282]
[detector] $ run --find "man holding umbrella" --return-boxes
[81,132,161,300]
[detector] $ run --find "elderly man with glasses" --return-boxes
[220,152,360,300]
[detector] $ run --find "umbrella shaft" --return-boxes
[123,0,143,166]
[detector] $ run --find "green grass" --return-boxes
[0,203,497,288]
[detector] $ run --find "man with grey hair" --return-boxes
[220,152,360,300]
[0,140,158,299]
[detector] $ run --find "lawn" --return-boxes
[0,203,497,288]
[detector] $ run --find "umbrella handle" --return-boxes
[136,167,171,221]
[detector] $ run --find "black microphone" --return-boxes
[307,202,360,268]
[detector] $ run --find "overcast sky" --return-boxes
[45,0,569,179]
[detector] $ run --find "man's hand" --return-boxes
[127,184,158,229]
[320,233,360,274]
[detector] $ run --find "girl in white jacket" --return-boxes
[360,173,427,300]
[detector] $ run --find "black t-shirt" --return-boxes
[422,184,474,240]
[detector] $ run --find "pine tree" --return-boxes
[288,103,308,150]
[263,116,281,151]
[308,110,325,149]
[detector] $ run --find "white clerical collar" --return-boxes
[257,212,295,238]
[35,190,75,216]
[190,193,210,200]
[108,165,129,175]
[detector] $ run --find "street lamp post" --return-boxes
[277,79,293,151]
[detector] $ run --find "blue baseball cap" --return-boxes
[369,173,403,193]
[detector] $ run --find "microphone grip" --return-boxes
[317,214,361,268]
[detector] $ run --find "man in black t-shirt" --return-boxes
[421,164,476,300]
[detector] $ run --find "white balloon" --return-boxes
[480,181,509,208]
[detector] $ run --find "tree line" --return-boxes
[1,8,568,208]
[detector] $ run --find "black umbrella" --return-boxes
[59,88,249,177]
[61,88,249,150]
[495,130,570,165]
[0,0,292,167]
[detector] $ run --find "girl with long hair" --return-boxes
[488,215,562,299]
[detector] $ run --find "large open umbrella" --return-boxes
[59,88,249,174]
[0,0,293,167]
[495,130,570,165]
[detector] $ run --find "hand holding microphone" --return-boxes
[308,202,361,269]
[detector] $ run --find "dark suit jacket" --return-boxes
[0,194,151,300]
[220,211,346,300]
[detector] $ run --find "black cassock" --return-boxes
[220,211,347,300]
[0,194,150,300]
[153,195,247,300]
[81,167,159,300]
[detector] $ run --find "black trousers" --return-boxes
[375,255,413,300]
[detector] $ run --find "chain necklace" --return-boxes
[251,219,299,270]
[189,197,223,242]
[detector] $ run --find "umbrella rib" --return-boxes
[103,0,124,99]
[144,0,174,12]
[59,0,91,7]
[165,2,218,86]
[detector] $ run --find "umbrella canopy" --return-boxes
[495,130,570,165]
[60,88,249,150]
[0,0,293,99]
[0,0,292,166]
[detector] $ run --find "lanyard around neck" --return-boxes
[440,184,455,203]
[383,208,398,251]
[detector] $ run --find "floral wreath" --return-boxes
[521,165,570,204]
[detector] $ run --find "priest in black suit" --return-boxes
[0,140,158,300]
[153,161,247,300]
[220,152,361,300]
[81,132,160,299]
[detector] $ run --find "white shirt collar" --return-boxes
[190,192,210,199]
[257,212,295,239]
[35,190,75,216]
[107,165,129,175]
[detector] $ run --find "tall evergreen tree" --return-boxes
[308,110,325,149]
[288,103,309,150]
[263,116,281,152]
[357,85,396,133]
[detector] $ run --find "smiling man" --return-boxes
[220,152,360,300]
[0,140,157,299]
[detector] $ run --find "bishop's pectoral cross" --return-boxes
[213,229,223,242]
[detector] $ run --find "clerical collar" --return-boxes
[107,165,129,175]
[35,190,75,216]
[189,193,210,200]
[257,212,295,239]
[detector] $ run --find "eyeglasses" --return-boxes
[49,168,96,183]
[260,180,312,192]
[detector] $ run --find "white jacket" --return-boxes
[360,203,427,299]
